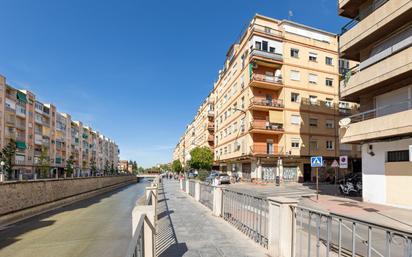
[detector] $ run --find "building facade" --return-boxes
[0,74,120,179]
[338,0,412,208]
[173,14,360,181]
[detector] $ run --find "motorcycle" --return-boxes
[339,173,362,196]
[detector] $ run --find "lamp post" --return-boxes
[0,161,5,182]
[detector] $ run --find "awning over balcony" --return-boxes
[16,141,27,149]
[17,91,27,104]
[269,110,283,123]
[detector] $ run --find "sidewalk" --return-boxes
[156,180,269,257]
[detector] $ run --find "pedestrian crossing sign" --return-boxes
[311,156,323,167]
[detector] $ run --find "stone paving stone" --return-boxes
[155,180,269,257]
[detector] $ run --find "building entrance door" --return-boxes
[262,165,275,181]
[303,164,311,182]
[242,163,251,181]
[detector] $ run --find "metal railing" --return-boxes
[293,206,412,257]
[251,24,283,38]
[188,180,195,197]
[250,97,284,108]
[252,73,283,85]
[199,183,214,210]
[250,121,284,132]
[126,215,145,257]
[222,189,269,248]
[343,99,412,125]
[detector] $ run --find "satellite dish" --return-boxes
[339,118,351,127]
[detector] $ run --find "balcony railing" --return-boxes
[250,98,284,108]
[207,110,214,117]
[342,99,412,125]
[250,48,283,62]
[251,24,283,38]
[251,73,282,85]
[252,144,279,155]
[250,121,284,132]
[341,0,389,35]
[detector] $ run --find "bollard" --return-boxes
[55,172,59,179]
[267,197,299,257]
[34,173,37,180]
[195,181,200,202]
[185,180,190,194]
[179,178,183,190]
[0,173,4,182]
[212,186,223,217]
[19,173,23,181]
[71,173,74,178]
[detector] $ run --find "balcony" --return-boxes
[207,135,214,142]
[252,144,280,156]
[341,46,412,100]
[250,48,283,64]
[5,131,16,139]
[340,0,412,60]
[207,123,214,131]
[340,100,412,143]
[250,73,283,90]
[207,110,214,117]
[338,0,366,18]
[249,98,284,111]
[251,24,283,38]
[249,121,284,135]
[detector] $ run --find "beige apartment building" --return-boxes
[173,14,360,182]
[0,74,119,179]
[177,93,215,167]
[338,0,412,208]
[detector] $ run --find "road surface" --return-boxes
[0,181,148,257]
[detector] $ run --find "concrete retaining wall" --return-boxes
[0,175,136,226]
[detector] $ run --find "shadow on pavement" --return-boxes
[156,184,188,257]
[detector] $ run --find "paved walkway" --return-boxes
[0,182,148,257]
[156,181,269,257]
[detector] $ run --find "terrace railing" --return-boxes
[199,183,214,210]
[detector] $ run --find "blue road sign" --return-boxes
[311,156,323,167]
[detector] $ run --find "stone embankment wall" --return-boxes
[0,175,136,225]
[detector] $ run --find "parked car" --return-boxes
[217,173,230,184]
[206,171,219,184]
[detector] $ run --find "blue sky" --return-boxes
[0,0,349,167]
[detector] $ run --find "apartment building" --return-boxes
[174,93,215,167]
[172,14,360,181]
[0,74,120,179]
[338,0,412,208]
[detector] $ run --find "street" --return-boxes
[0,181,148,257]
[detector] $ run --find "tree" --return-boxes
[110,162,115,175]
[104,160,110,175]
[132,161,138,173]
[188,147,213,170]
[65,155,75,177]
[1,139,16,179]
[37,146,50,178]
[172,160,183,174]
[90,157,97,175]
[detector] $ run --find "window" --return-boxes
[291,138,300,148]
[290,48,299,58]
[325,98,333,108]
[326,140,334,150]
[291,92,300,103]
[255,41,262,50]
[262,41,268,51]
[309,95,318,105]
[309,118,318,127]
[309,74,318,84]
[387,150,409,162]
[291,70,300,81]
[326,57,333,65]
[326,119,334,129]
[269,47,276,53]
[310,141,318,151]
[267,139,274,154]
[309,52,317,62]
[291,115,300,125]
[325,78,333,87]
